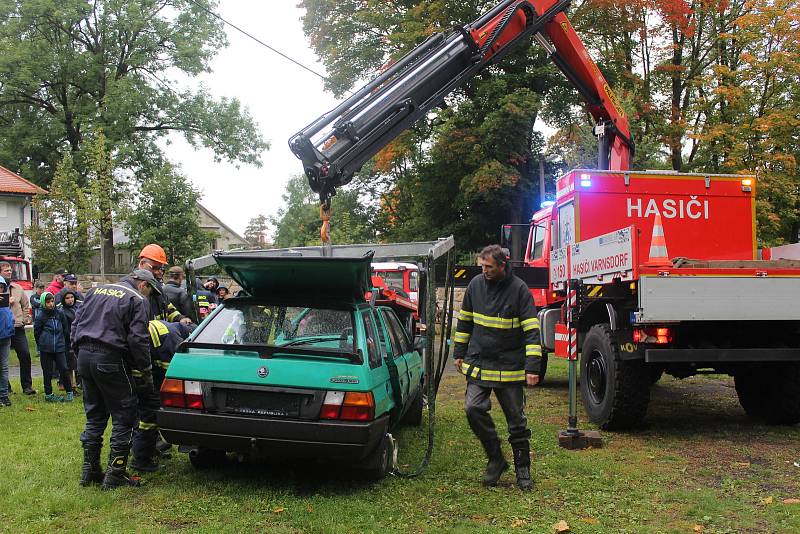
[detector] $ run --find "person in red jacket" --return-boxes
[45,268,67,295]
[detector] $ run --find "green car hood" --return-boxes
[214,251,374,304]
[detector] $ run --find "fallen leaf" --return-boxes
[760,496,774,505]
[553,519,570,533]
[782,498,800,504]
[732,462,750,469]
[693,525,704,533]
[306,505,312,513]
[272,507,285,514]
[25,406,36,411]
[510,519,526,528]
[580,517,599,525]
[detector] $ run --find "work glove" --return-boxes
[133,368,154,394]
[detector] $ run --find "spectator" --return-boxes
[0,277,15,406]
[59,290,82,394]
[203,277,220,299]
[216,286,230,301]
[34,292,73,402]
[56,274,85,304]
[0,261,36,395]
[30,281,46,319]
[45,268,67,296]
[162,266,194,319]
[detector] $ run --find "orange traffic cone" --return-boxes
[645,212,670,266]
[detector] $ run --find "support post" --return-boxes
[558,278,602,449]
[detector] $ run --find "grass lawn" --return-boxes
[1,359,798,533]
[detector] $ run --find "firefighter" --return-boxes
[129,320,193,472]
[137,244,193,325]
[73,269,158,490]
[452,244,542,491]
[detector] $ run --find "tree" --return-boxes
[28,153,92,272]
[271,175,376,247]
[0,0,267,186]
[124,165,214,265]
[83,130,124,276]
[244,215,271,247]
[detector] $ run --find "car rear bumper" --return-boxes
[157,408,389,460]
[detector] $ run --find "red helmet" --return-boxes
[139,243,168,265]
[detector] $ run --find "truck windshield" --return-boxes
[194,304,354,351]
[375,271,404,290]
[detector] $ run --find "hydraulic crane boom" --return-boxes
[290,0,633,206]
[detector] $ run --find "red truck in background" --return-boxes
[514,169,800,429]
[0,229,34,292]
[291,0,800,430]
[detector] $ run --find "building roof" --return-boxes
[0,165,47,195]
[196,202,248,244]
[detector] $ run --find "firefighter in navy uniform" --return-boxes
[137,243,193,325]
[72,270,159,490]
[130,319,193,472]
[453,245,542,491]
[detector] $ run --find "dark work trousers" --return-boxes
[66,349,78,386]
[464,381,531,447]
[78,346,138,451]
[11,327,33,390]
[131,383,161,462]
[153,365,167,393]
[40,351,72,395]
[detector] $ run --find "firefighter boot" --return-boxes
[480,439,509,486]
[512,444,533,491]
[79,445,104,487]
[101,449,141,490]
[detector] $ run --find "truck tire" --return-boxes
[580,324,650,430]
[188,447,227,469]
[734,362,800,425]
[360,434,391,481]
[401,381,424,426]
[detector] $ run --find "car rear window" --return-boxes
[194,304,354,351]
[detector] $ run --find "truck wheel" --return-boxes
[647,367,664,385]
[361,434,391,481]
[734,362,800,425]
[188,447,227,469]
[401,381,424,426]
[580,324,650,430]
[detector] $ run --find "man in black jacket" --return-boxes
[453,245,542,491]
[73,269,158,490]
[162,266,194,319]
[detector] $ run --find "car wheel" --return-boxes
[401,381,424,426]
[580,324,650,430]
[361,434,391,481]
[188,447,227,469]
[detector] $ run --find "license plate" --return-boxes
[224,390,301,417]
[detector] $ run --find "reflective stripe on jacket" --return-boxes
[453,271,541,383]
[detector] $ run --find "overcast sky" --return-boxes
[166,1,339,236]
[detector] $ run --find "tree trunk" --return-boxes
[102,227,114,275]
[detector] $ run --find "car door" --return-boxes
[380,308,419,404]
[377,308,411,406]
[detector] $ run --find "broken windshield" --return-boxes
[193,303,354,351]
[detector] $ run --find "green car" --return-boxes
[157,252,424,480]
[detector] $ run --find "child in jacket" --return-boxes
[0,276,16,406]
[34,292,73,402]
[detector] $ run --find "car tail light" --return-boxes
[184,381,204,409]
[340,392,375,421]
[160,378,204,409]
[320,390,345,419]
[633,327,673,344]
[319,391,374,421]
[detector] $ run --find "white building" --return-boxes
[0,165,47,259]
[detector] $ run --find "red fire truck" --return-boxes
[290,0,800,429]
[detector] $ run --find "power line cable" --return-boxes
[185,0,329,82]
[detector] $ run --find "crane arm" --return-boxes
[290,0,633,206]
